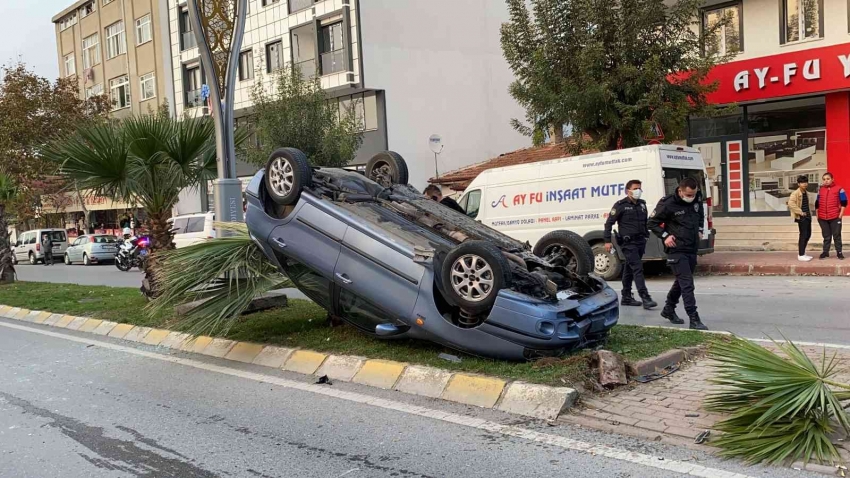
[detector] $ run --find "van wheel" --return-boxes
[591,243,623,281]
[265,148,312,206]
[29,253,37,265]
[366,151,409,187]
[533,230,594,276]
[440,241,512,316]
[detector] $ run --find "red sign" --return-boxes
[706,42,850,104]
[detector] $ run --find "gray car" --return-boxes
[64,234,119,265]
[245,148,619,361]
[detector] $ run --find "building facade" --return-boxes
[52,0,175,118]
[692,0,850,217]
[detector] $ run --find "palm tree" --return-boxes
[0,172,17,284]
[43,115,225,296]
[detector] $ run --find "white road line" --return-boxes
[0,320,754,478]
[636,324,850,350]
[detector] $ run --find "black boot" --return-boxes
[621,294,642,307]
[639,293,658,310]
[661,307,684,324]
[689,313,708,330]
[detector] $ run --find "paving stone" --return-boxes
[636,420,667,432]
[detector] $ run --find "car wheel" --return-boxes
[29,253,36,265]
[265,148,312,206]
[533,230,595,276]
[591,243,623,281]
[440,240,512,316]
[366,151,409,188]
[11,254,17,265]
[83,254,91,266]
[65,254,72,265]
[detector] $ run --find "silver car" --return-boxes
[64,234,120,266]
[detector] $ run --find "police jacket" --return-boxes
[647,190,705,254]
[603,197,649,243]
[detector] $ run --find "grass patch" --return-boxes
[0,281,711,387]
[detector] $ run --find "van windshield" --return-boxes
[663,168,707,197]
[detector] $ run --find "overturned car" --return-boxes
[244,148,619,361]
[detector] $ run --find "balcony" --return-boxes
[321,51,346,76]
[185,89,204,108]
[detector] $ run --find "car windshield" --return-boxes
[93,235,118,243]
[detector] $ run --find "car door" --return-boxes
[66,238,79,262]
[268,202,347,279]
[73,237,87,262]
[184,216,206,247]
[171,217,189,248]
[14,232,29,261]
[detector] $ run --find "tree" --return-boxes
[249,66,363,167]
[501,0,732,151]
[0,172,17,284]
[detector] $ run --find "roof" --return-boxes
[52,0,89,23]
[428,143,575,191]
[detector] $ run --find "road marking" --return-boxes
[0,320,754,478]
[635,324,850,350]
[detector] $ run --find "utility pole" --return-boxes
[187,0,247,223]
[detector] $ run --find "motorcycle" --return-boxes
[115,236,151,272]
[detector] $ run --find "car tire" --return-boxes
[83,254,91,266]
[65,254,72,265]
[366,151,409,188]
[265,148,312,206]
[591,243,623,281]
[29,253,36,265]
[532,230,595,276]
[11,254,17,265]
[440,240,512,316]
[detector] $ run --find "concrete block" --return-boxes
[32,311,52,324]
[159,332,192,349]
[3,307,21,319]
[441,374,506,409]
[123,326,152,342]
[395,366,453,398]
[200,338,237,358]
[141,329,171,346]
[225,342,266,363]
[43,314,64,326]
[353,360,406,389]
[77,319,103,333]
[22,310,41,322]
[107,324,135,339]
[54,315,76,328]
[181,335,214,353]
[315,355,366,382]
[92,321,118,336]
[65,317,89,330]
[629,349,687,377]
[283,350,328,375]
[252,346,295,368]
[0,305,10,317]
[13,308,31,320]
[497,382,578,420]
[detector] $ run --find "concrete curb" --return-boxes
[627,346,706,378]
[0,305,576,421]
[697,262,850,276]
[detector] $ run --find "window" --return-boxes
[135,14,152,45]
[180,10,197,50]
[291,24,316,77]
[105,21,126,59]
[59,13,77,31]
[319,22,346,75]
[460,190,482,219]
[289,0,313,14]
[80,2,95,17]
[109,75,130,110]
[86,83,103,98]
[262,0,281,5]
[64,54,76,77]
[239,50,254,81]
[266,40,284,73]
[184,66,203,108]
[48,231,67,243]
[783,0,823,43]
[171,218,189,234]
[186,217,205,233]
[140,72,156,100]
[279,260,333,309]
[338,290,400,333]
[82,34,100,68]
[702,3,742,56]
[103,0,115,4]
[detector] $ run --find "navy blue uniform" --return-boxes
[604,197,650,298]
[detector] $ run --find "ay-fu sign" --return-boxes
[706,42,850,104]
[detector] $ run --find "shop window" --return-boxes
[689,108,744,138]
[782,0,823,43]
[702,3,742,56]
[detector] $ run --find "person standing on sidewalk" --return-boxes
[814,172,847,260]
[41,233,54,266]
[603,179,657,309]
[647,177,708,330]
[787,175,813,262]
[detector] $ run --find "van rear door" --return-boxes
[658,147,714,254]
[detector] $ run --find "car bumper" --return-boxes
[88,252,117,262]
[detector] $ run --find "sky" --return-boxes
[0,0,71,79]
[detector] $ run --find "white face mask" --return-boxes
[630,189,642,200]
[681,195,696,204]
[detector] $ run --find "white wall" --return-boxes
[359,0,528,189]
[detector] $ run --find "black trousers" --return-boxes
[665,252,698,316]
[818,218,843,254]
[620,239,647,297]
[797,219,812,256]
[43,251,53,265]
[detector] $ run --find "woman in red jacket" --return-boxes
[815,172,847,260]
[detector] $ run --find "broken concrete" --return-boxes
[596,350,627,387]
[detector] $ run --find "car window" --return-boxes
[279,259,332,309]
[338,290,395,333]
[172,218,189,234]
[80,237,90,245]
[464,190,482,218]
[94,235,117,243]
[186,217,205,233]
[663,168,707,196]
[72,238,81,246]
[26,233,35,245]
[48,231,67,242]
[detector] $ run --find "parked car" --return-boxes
[64,234,120,265]
[12,229,68,265]
[244,148,619,361]
[170,212,215,248]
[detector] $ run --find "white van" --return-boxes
[456,145,715,280]
[169,212,216,248]
[12,229,69,265]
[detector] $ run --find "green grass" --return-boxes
[0,281,711,387]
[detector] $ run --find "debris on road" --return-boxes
[315,375,333,385]
[634,364,679,383]
[438,353,462,364]
[594,350,627,388]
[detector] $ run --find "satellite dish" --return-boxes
[428,134,443,154]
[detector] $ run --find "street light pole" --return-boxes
[187,0,247,223]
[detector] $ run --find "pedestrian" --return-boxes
[647,177,708,330]
[603,179,657,309]
[814,172,846,260]
[423,185,466,214]
[41,233,54,266]
[787,175,813,262]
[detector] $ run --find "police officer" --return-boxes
[604,180,658,309]
[647,177,708,330]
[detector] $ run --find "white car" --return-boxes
[170,212,215,248]
[64,234,120,265]
[12,229,68,265]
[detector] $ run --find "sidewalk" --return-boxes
[697,251,850,276]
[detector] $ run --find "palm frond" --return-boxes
[0,172,17,203]
[147,222,291,337]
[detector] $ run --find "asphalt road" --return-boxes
[0,320,820,478]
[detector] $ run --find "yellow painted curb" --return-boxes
[441,374,506,409]
[43,314,65,326]
[283,350,328,375]
[65,317,89,330]
[54,315,76,328]
[92,321,118,336]
[160,332,191,349]
[0,305,10,317]
[181,336,214,353]
[77,319,103,333]
[107,323,135,339]
[200,338,236,358]
[141,329,171,346]
[13,308,31,320]
[225,342,266,363]
[124,326,152,342]
[353,360,407,389]
[33,311,52,324]
[251,346,295,368]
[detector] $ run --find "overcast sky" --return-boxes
[0,0,70,79]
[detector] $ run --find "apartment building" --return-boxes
[166,0,527,190]
[52,0,174,118]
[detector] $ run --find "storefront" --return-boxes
[689,42,850,216]
[41,191,144,237]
